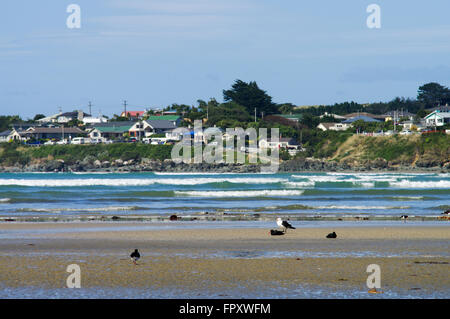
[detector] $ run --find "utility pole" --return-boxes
[123,100,128,118]
[88,101,92,116]
[254,108,257,122]
[394,110,397,132]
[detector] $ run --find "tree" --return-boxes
[278,103,296,114]
[300,113,320,129]
[33,114,46,122]
[223,80,278,116]
[207,102,251,127]
[417,82,450,107]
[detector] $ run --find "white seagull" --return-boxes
[277,217,296,233]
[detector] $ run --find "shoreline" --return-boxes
[1,214,449,223]
[0,224,448,298]
[1,158,449,174]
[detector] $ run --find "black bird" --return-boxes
[277,218,296,233]
[270,229,285,236]
[130,249,141,265]
[326,232,337,239]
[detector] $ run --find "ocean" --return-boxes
[0,171,448,220]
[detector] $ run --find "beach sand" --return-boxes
[0,222,448,298]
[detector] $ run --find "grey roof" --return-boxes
[27,127,85,134]
[145,120,177,130]
[0,130,11,137]
[60,111,91,117]
[343,115,381,123]
[426,111,450,118]
[9,123,34,130]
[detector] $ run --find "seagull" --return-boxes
[130,249,141,265]
[277,217,296,233]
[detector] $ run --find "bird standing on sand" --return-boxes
[130,249,140,265]
[277,217,296,233]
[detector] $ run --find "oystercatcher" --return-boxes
[130,249,141,265]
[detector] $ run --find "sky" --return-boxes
[1,0,450,119]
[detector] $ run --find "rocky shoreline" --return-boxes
[0,157,448,173]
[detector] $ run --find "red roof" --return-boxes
[121,111,145,117]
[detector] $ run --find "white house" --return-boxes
[424,110,450,127]
[0,129,27,142]
[317,122,351,131]
[129,119,178,138]
[319,112,347,120]
[259,137,300,149]
[82,116,108,125]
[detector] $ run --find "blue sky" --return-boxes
[1,0,450,118]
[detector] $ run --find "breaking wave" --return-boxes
[175,190,304,197]
[0,177,285,187]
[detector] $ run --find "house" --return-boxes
[259,137,300,150]
[37,111,89,124]
[399,120,425,131]
[317,122,351,131]
[319,112,347,120]
[25,127,85,140]
[424,110,450,127]
[56,111,90,124]
[91,121,135,140]
[120,111,145,119]
[342,115,381,124]
[82,116,108,125]
[146,115,181,126]
[36,113,62,124]
[9,123,35,131]
[275,114,303,123]
[343,112,384,121]
[0,130,12,142]
[129,120,178,138]
[381,110,415,122]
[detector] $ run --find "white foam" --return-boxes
[0,198,11,203]
[0,177,285,187]
[175,190,304,197]
[284,181,315,188]
[390,180,450,189]
[17,206,145,213]
[315,205,409,210]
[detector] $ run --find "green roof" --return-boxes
[147,115,180,121]
[95,126,132,133]
[276,114,303,119]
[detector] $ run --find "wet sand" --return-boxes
[0,222,448,298]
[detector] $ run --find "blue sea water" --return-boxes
[0,171,449,218]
